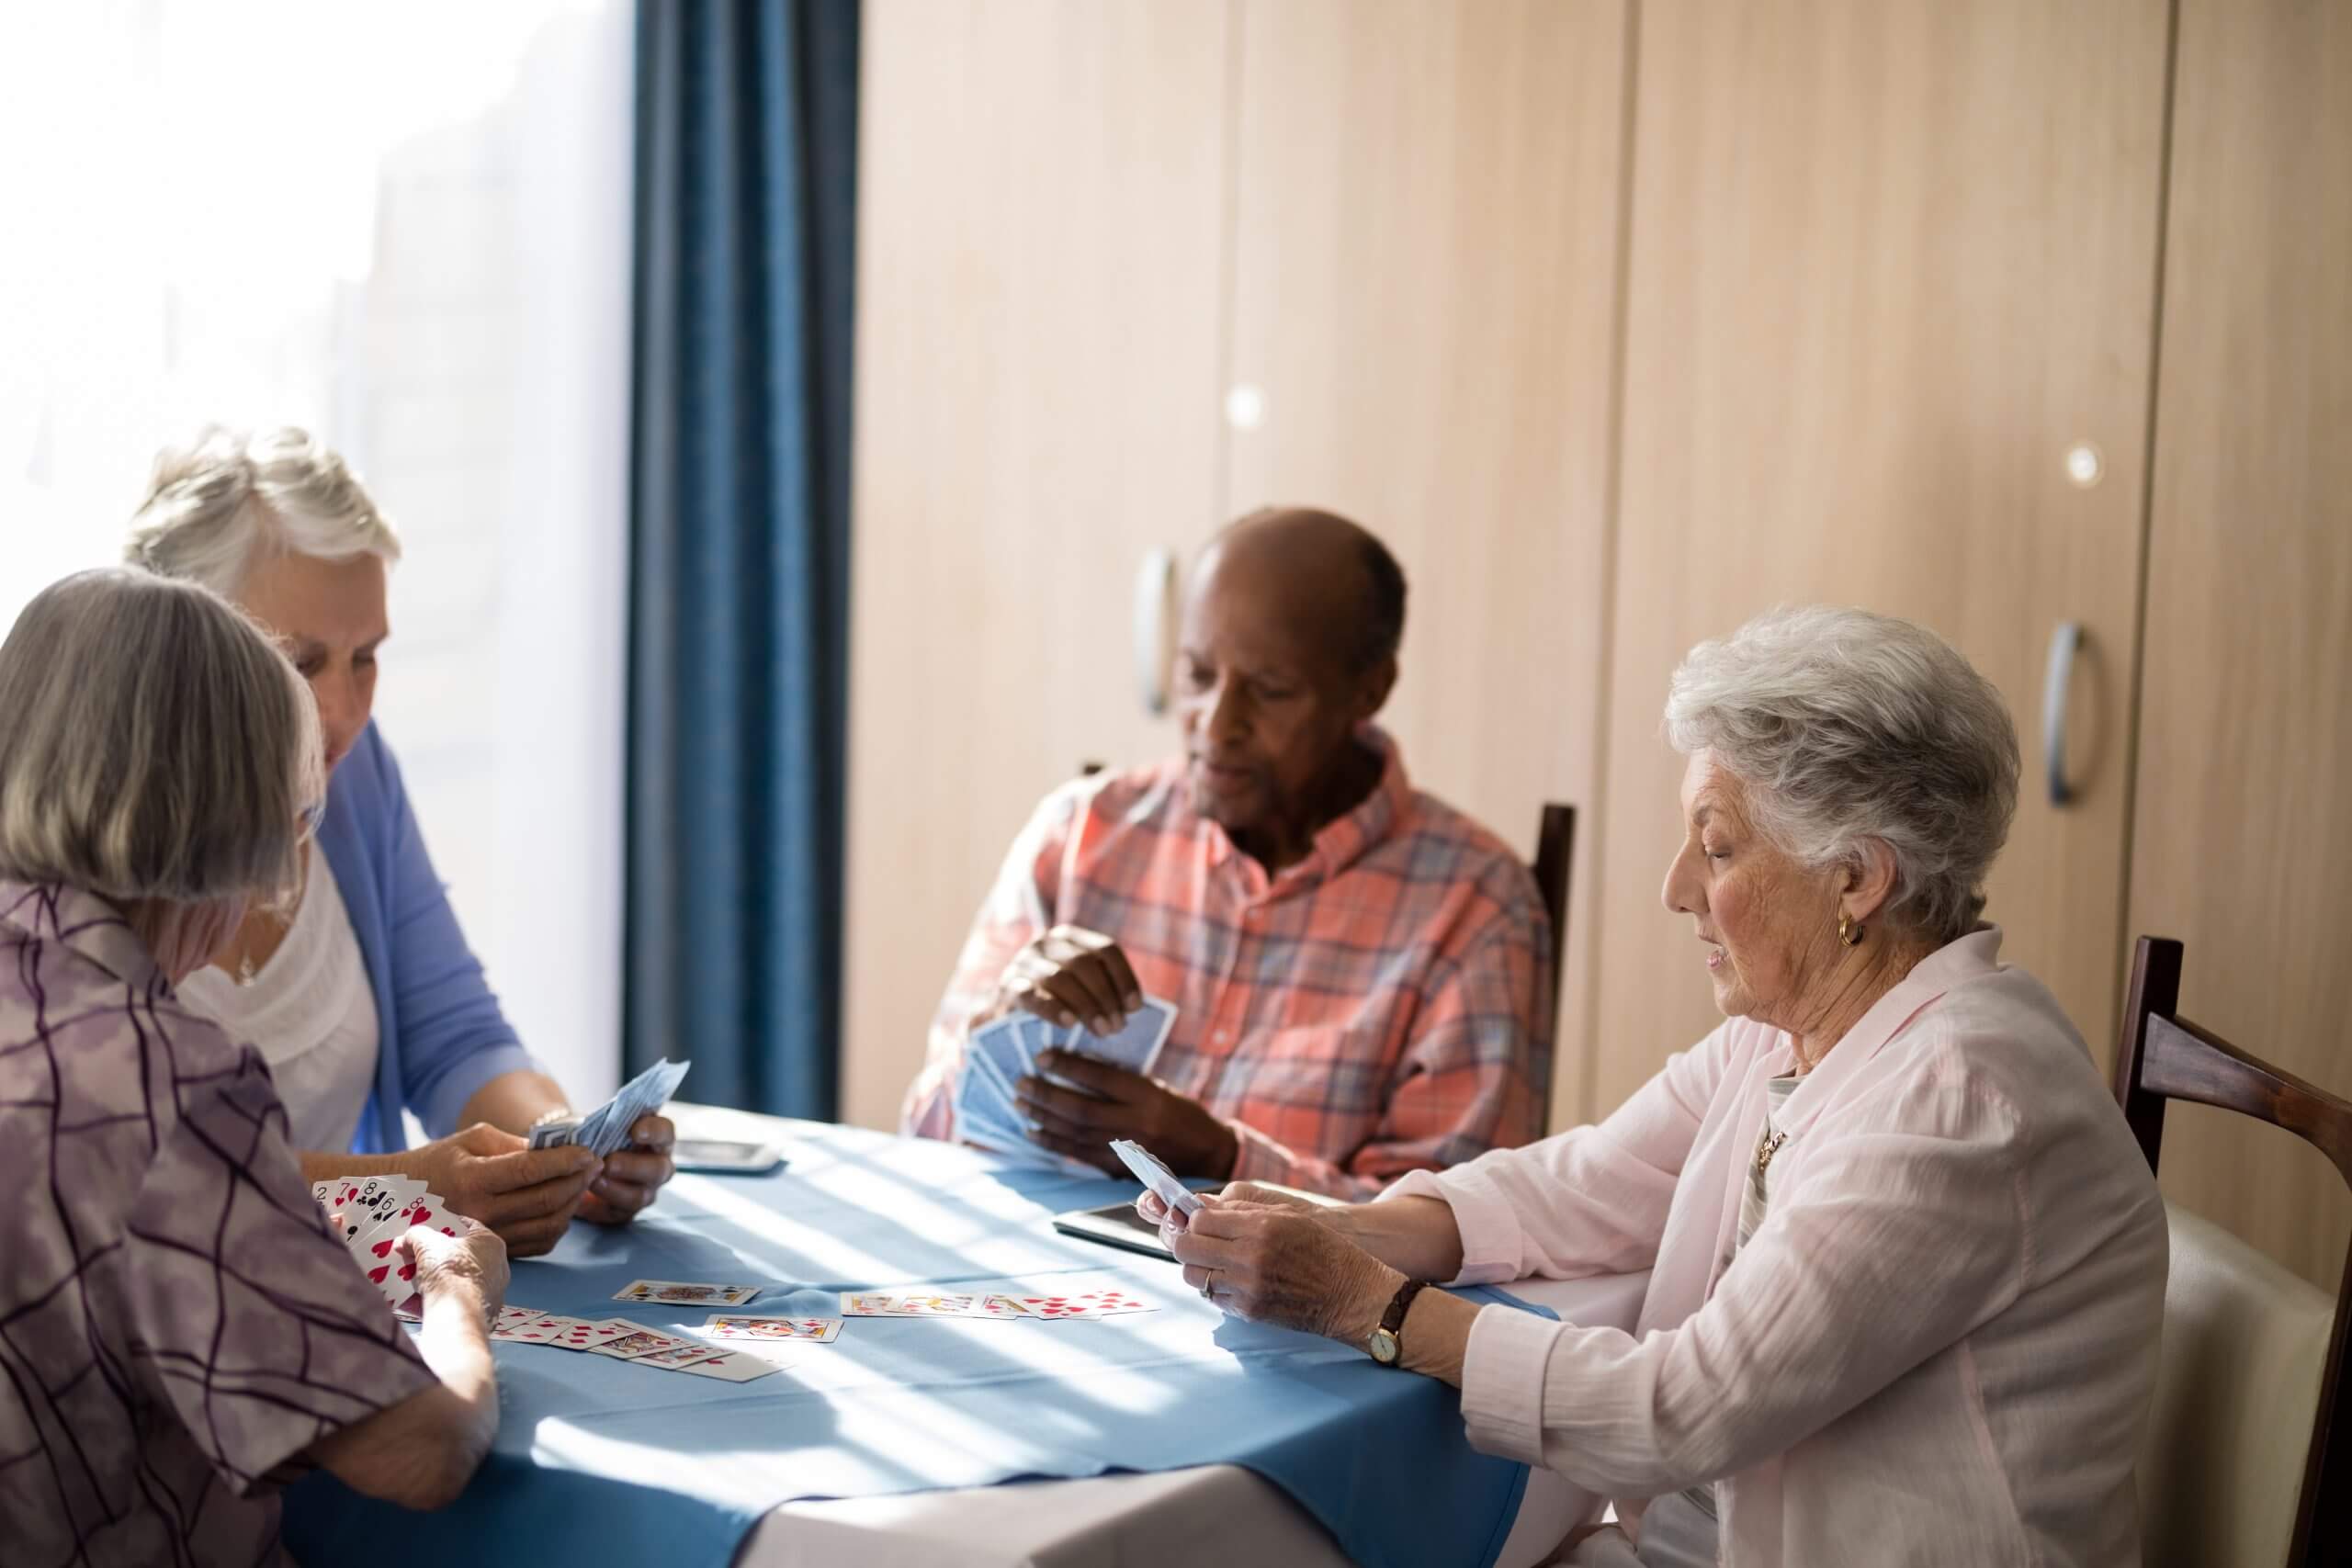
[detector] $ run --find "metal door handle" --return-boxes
[2041,622,2082,807]
[1134,549,1177,716]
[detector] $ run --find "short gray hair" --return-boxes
[0,569,323,905]
[1664,605,2020,942]
[124,425,401,596]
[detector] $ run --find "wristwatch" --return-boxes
[1366,1277,1428,1368]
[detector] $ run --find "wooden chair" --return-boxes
[2112,936,2352,1567]
[1531,802,1575,1007]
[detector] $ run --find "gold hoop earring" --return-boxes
[1838,912,1864,947]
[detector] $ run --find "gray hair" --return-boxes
[0,569,323,905]
[123,425,401,595]
[1664,605,2020,942]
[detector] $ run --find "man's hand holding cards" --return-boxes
[953,993,1182,1176]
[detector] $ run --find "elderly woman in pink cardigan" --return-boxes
[1146,606,2168,1567]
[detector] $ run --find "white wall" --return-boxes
[0,0,634,1108]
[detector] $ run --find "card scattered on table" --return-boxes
[1008,1288,1154,1319]
[530,1057,692,1157]
[613,1279,763,1306]
[491,1311,594,1345]
[838,1284,1158,1321]
[701,1314,843,1343]
[588,1323,707,1360]
[671,1348,785,1382]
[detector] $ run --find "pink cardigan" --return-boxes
[1386,929,2167,1566]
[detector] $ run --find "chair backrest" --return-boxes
[2113,936,2352,1567]
[1531,802,1575,1001]
[2140,1202,2335,1568]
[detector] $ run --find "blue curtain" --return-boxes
[625,0,858,1118]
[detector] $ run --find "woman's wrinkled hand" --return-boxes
[1163,1194,1401,1342]
[1138,1179,1329,1235]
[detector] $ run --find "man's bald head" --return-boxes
[1175,509,1404,865]
[1196,507,1407,676]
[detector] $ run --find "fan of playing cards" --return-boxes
[953,998,1176,1171]
[530,1057,691,1156]
[311,1174,468,1316]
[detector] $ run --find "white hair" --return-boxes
[1664,605,2020,943]
[123,425,401,595]
[0,569,323,906]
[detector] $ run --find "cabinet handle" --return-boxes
[1135,548,1177,716]
[2041,622,2083,807]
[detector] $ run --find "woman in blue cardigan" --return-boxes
[126,427,674,1255]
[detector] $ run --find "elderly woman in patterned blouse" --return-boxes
[0,569,507,1566]
[1146,607,2170,1566]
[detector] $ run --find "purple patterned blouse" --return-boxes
[0,881,436,1567]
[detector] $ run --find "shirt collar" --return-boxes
[0,879,164,990]
[1205,725,1411,896]
[1773,924,2005,1130]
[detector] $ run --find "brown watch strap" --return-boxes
[1377,1278,1429,1361]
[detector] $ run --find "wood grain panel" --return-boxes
[840,0,1230,1129]
[2127,0,2352,1288]
[1223,0,1629,1132]
[1592,1,2171,1113]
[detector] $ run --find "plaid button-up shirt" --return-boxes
[0,881,435,1567]
[903,730,1551,1197]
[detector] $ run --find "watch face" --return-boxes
[1369,1327,1399,1365]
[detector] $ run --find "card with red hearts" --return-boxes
[1010,1289,1155,1319]
[490,1311,591,1346]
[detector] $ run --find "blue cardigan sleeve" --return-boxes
[339,726,543,1139]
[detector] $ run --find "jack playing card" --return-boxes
[589,1324,707,1360]
[701,1314,842,1343]
[628,1341,727,1371]
[613,1279,763,1307]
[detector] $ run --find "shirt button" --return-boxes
[1214,1031,1231,1045]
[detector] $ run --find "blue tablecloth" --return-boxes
[285,1123,1544,1568]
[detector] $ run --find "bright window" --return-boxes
[0,0,634,1104]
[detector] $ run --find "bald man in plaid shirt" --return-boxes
[903,510,1551,1199]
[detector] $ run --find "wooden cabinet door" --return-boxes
[2125,0,2352,1288]
[1589,1,2172,1113]
[840,1,1229,1129]
[1223,0,1631,1130]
